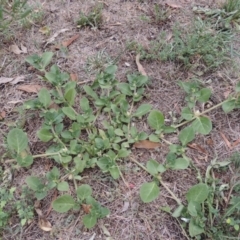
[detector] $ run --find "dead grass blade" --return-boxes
[0,76,25,85]
[166,1,182,8]
[136,54,147,76]
[220,132,232,150]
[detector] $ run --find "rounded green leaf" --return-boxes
[222,99,235,113]
[169,157,190,170]
[181,107,193,120]
[64,88,76,106]
[172,204,184,218]
[140,181,160,203]
[7,128,28,153]
[38,88,51,108]
[76,184,92,200]
[37,128,53,142]
[189,218,204,237]
[146,159,159,175]
[191,116,212,135]
[17,155,33,167]
[41,52,54,68]
[198,88,211,103]
[83,214,97,228]
[62,107,76,120]
[52,195,75,213]
[179,126,195,146]
[147,110,164,130]
[186,183,209,203]
[25,176,43,191]
[57,181,69,191]
[133,104,152,117]
[80,97,90,112]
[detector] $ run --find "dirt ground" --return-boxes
[1,0,240,239]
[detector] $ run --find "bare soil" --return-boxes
[1,0,240,239]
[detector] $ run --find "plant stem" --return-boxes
[130,157,182,205]
[174,99,231,129]
[51,126,67,149]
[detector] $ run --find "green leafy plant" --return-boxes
[128,19,232,72]
[0,0,31,34]
[77,3,103,29]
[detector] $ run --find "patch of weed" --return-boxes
[77,4,103,29]
[128,19,232,72]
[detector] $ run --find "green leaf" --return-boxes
[57,181,69,191]
[236,82,240,92]
[80,97,90,112]
[189,218,204,237]
[25,176,43,191]
[147,110,164,130]
[149,134,160,142]
[83,214,97,229]
[140,182,160,203]
[17,155,33,167]
[117,83,132,96]
[7,128,28,153]
[169,158,190,170]
[157,164,166,173]
[133,104,152,117]
[109,165,120,179]
[198,88,211,103]
[52,195,75,213]
[76,184,92,200]
[41,52,54,69]
[83,86,98,100]
[37,128,53,142]
[179,126,195,145]
[62,107,76,120]
[191,116,212,135]
[181,107,193,120]
[118,149,131,158]
[172,204,184,218]
[64,88,76,106]
[38,88,51,108]
[105,65,117,74]
[114,128,124,136]
[186,183,209,203]
[222,99,235,113]
[146,159,159,175]
[188,201,201,217]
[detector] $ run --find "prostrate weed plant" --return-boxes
[2,50,240,237]
[129,18,232,72]
[77,3,103,29]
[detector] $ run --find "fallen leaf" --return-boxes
[9,44,22,54]
[38,217,52,232]
[0,76,25,85]
[10,75,25,84]
[20,44,28,53]
[136,54,147,76]
[0,77,14,84]
[99,223,111,236]
[0,111,6,120]
[82,204,92,214]
[35,208,43,217]
[188,143,207,154]
[121,201,130,213]
[166,1,182,8]
[39,26,51,35]
[223,89,231,99]
[45,28,70,47]
[206,138,214,146]
[17,84,42,93]
[54,34,80,50]
[49,102,59,110]
[133,140,161,149]
[70,73,78,81]
[232,139,240,148]
[220,132,232,150]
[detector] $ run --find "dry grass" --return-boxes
[1,0,240,239]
